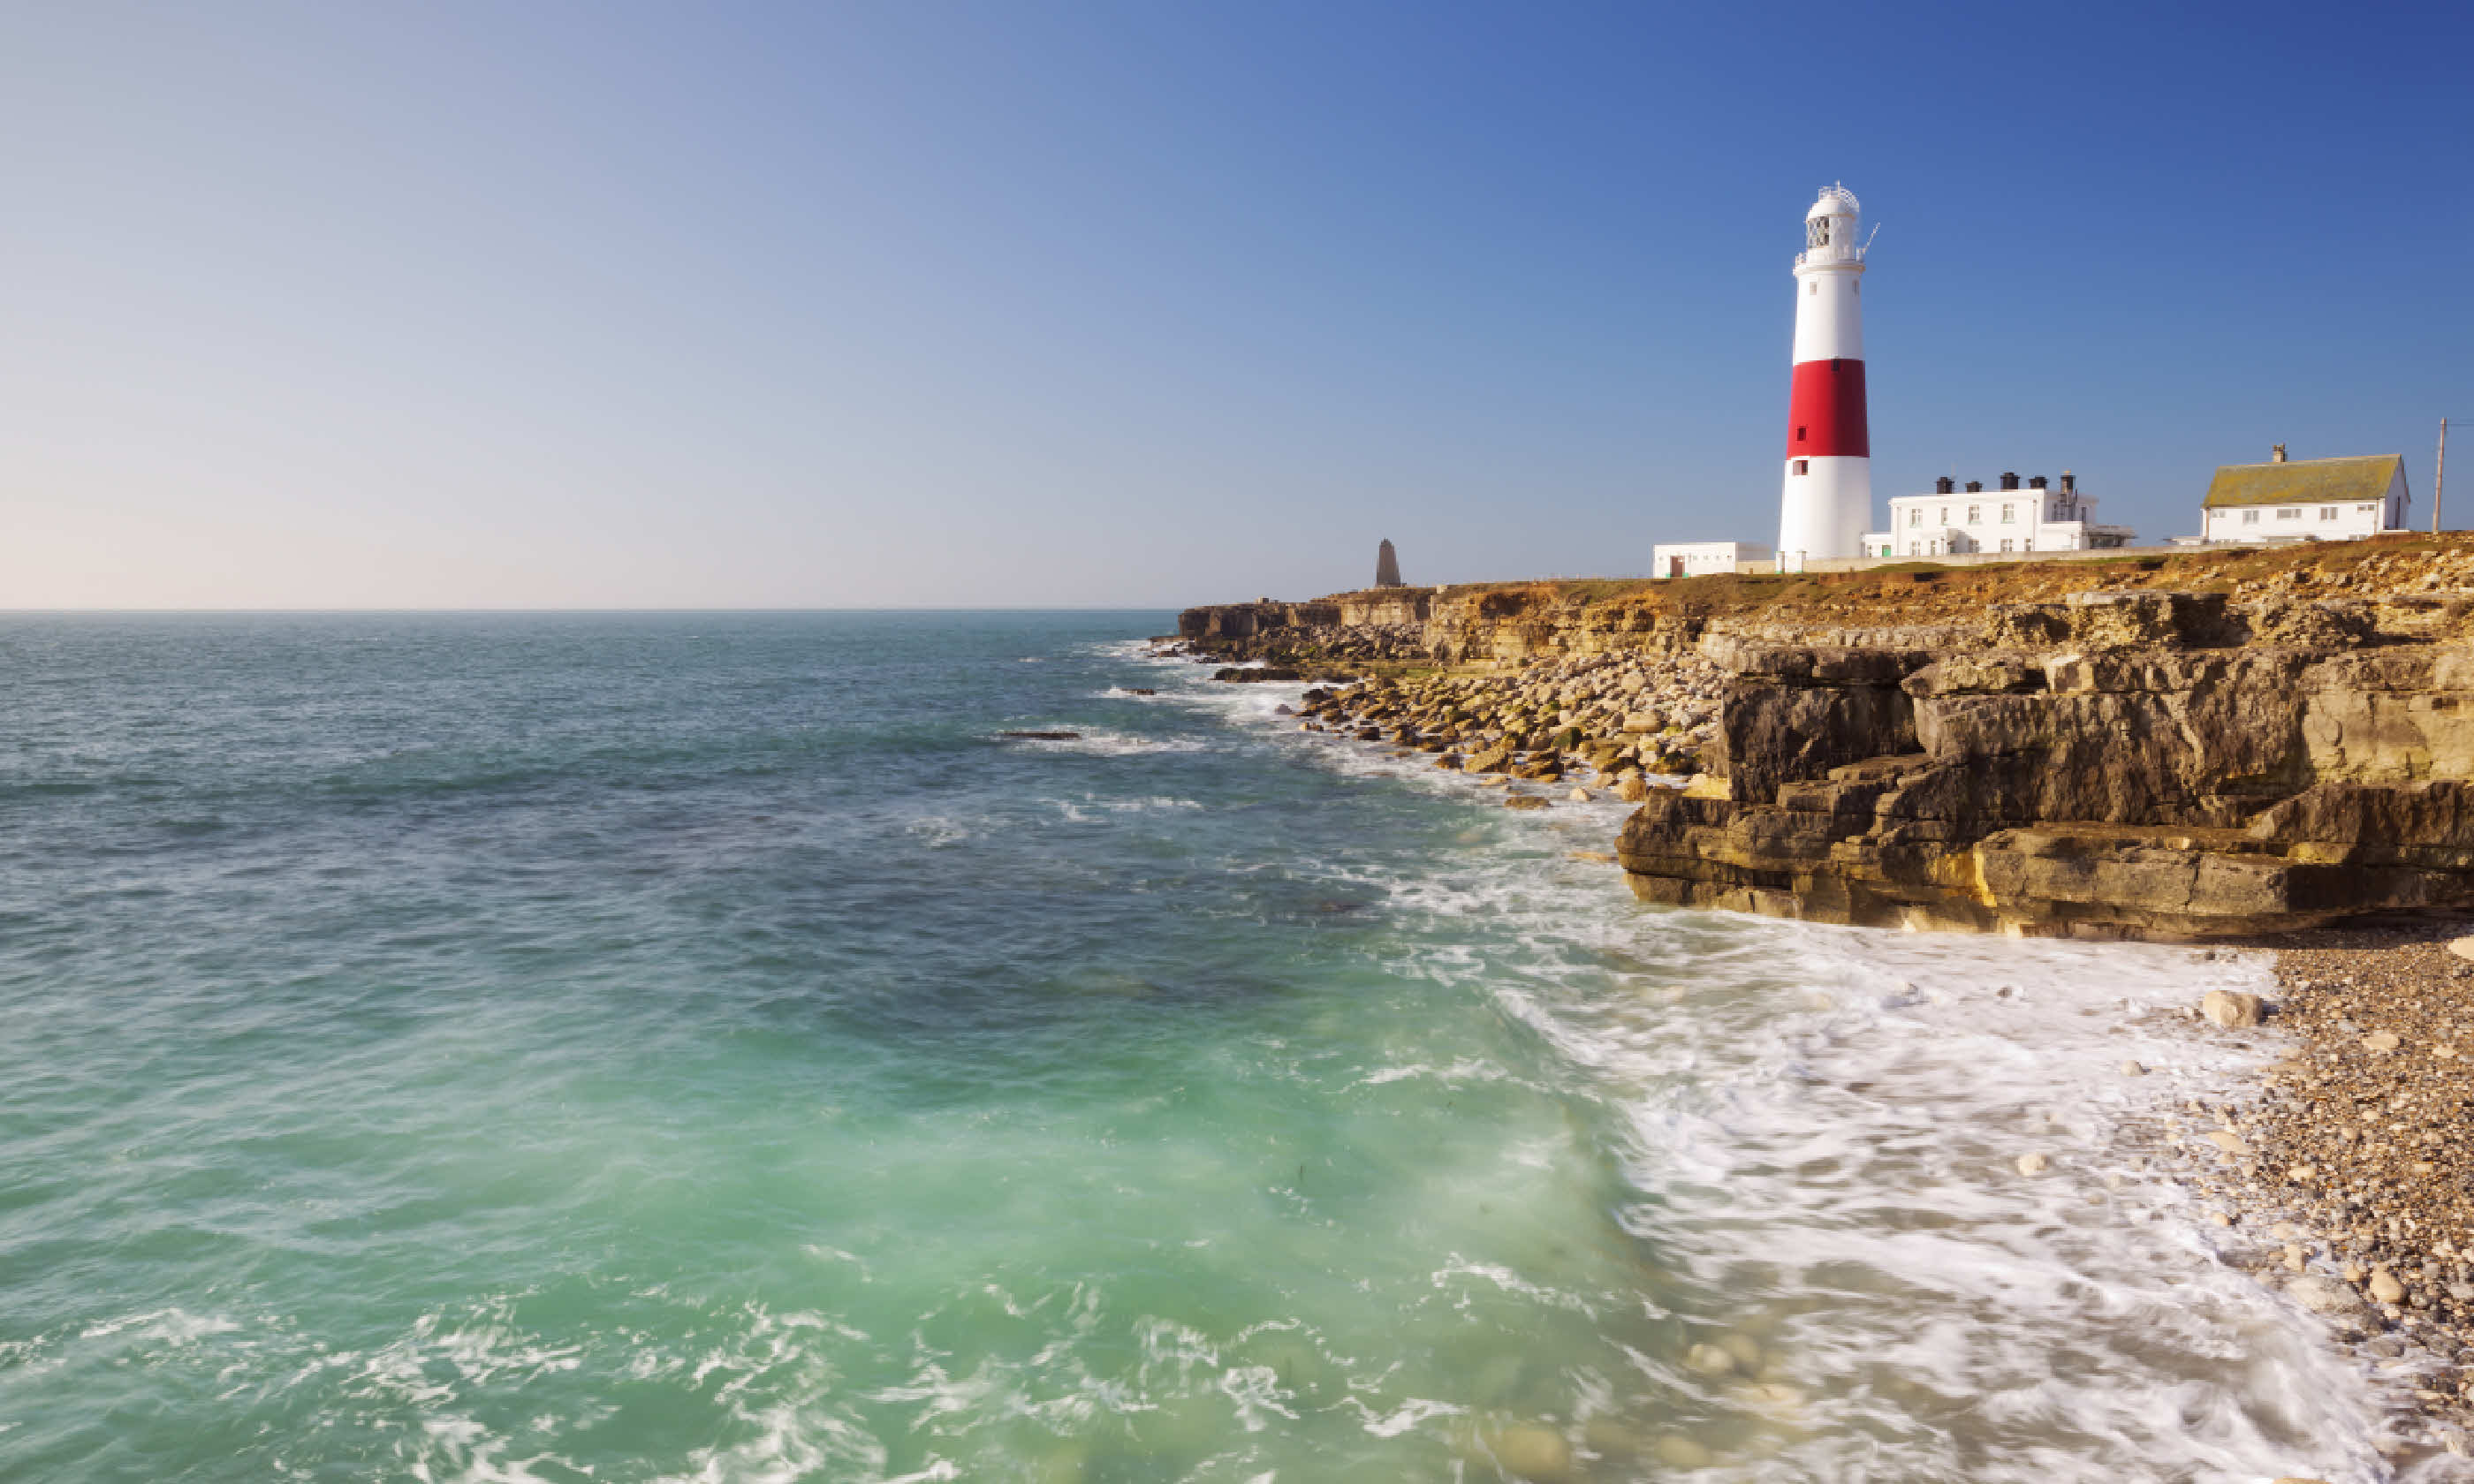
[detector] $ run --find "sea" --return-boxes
[0,611,2392,1481]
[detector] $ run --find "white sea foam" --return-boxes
[1047,794,1203,823]
[1151,652,2398,1479]
[1002,729,1210,757]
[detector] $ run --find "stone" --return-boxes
[2121,1060,2146,1076]
[2363,1030,2401,1052]
[2204,1129,2248,1157]
[1617,776,1651,802]
[1503,795,1551,811]
[1464,745,1514,775]
[1567,787,1592,802]
[2286,1275,2365,1314]
[2370,1268,2408,1305]
[1682,1341,1736,1375]
[2015,1152,2050,1176]
[2202,990,2264,1028]
[1652,1435,1714,1468]
[1373,538,1405,589]
[1484,1423,1572,1483]
[2447,935,2474,963]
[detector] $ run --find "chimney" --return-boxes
[1935,476,1954,494]
[2028,475,2048,490]
[2000,472,2020,491]
[2272,443,2288,463]
[2060,472,2076,493]
[1965,481,1983,493]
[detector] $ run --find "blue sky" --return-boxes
[2,1,2465,607]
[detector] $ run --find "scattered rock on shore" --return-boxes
[2202,989,2265,1028]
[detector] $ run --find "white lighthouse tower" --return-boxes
[1776,184,1871,571]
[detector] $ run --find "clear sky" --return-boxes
[3,1,2467,609]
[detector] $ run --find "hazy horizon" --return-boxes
[4,2,2467,610]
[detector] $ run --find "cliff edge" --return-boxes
[1176,537,2474,940]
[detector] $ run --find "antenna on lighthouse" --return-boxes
[1863,223,1880,257]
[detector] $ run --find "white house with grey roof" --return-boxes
[2198,448,2410,544]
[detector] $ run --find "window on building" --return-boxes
[1908,509,1920,527]
[1967,504,1980,523]
[1808,282,1818,295]
[2277,507,2301,520]
[1939,507,1949,524]
[2359,504,2377,512]
[1909,541,1920,556]
[2001,504,2015,524]
[2319,506,2338,520]
[1795,426,1807,442]
[2000,539,2014,553]
[1792,459,1809,475]
[2242,510,2259,525]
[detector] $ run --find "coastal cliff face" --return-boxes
[1178,538,2474,939]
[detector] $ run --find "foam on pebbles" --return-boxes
[2186,921,2474,1461]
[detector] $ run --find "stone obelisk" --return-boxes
[1374,539,1404,587]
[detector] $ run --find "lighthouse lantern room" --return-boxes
[1776,184,1872,570]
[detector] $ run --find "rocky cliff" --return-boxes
[1176,538,2474,939]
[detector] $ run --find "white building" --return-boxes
[1776,185,1872,571]
[1862,471,2136,558]
[2197,449,2410,544]
[1653,541,1771,578]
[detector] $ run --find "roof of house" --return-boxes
[2203,454,2404,509]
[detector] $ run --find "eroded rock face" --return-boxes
[1619,591,2474,939]
[1173,541,2474,939]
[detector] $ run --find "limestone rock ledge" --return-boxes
[1620,591,2474,939]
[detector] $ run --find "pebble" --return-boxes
[1484,1423,1573,1483]
[2288,1275,2366,1314]
[1682,1341,1736,1376]
[2015,1152,2049,1176]
[2202,989,2265,1028]
[1652,1435,1713,1468]
[2120,1059,2146,1076]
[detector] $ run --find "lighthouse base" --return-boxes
[1777,457,1871,571]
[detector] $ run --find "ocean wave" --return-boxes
[997,730,1210,757]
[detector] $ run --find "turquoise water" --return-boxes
[0,614,2384,1480]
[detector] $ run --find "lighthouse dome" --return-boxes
[1807,184,1859,220]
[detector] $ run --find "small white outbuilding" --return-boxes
[1652,541,1771,578]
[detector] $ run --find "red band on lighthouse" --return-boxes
[1786,358,1869,459]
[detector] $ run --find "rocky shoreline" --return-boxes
[2175,924,2474,1471]
[1180,538,2474,941]
[1173,535,2474,1477]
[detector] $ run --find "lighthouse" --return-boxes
[1776,184,1871,571]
